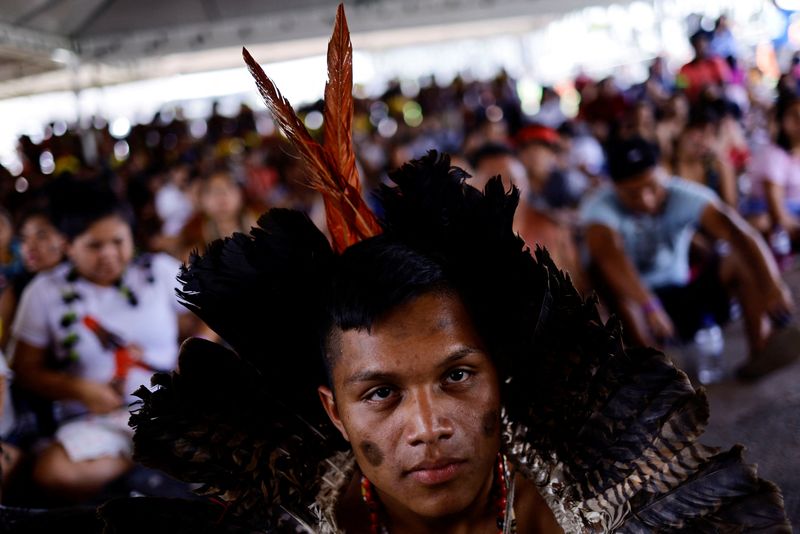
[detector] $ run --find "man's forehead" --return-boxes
[329,293,486,376]
[340,312,463,356]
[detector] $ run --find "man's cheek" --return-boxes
[359,440,385,467]
[480,409,499,437]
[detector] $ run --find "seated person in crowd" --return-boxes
[0,208,67,349]
[669,108,737,207]
[678,30,731,104]
[0,209,23,297]
[0,208,66,498]
[176,169,257,262]
[514,125,579,210]
[556,121,605,193]
[745,92,800,242]
[469,143,586,294]
[0,350,20,500]
[9,182,190,502]
[581,136,797,379]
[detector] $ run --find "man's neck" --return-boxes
[376,465,497,534]
[382,488,497,533]
[335,467,564,534]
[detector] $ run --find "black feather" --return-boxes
[177,209,333,409]
[131,338,338,527]
[126,150,790,532]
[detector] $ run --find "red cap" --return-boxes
[514,124,560,148]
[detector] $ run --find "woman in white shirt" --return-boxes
[10,182,188,502]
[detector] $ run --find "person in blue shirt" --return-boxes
[581,136,797,379]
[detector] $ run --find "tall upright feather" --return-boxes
[322,4,381,248]
[324,4,357,192]
[242,3,380,253]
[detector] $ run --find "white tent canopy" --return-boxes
[0,0,623,98]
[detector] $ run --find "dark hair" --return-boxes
[556,121,577,138]
[323,235,451,379]
[607,136,660,183]
[686,105,720,130]
[201,166,238,184]
[689,29,711,47]
[776,92,800,152]
[50,180,134,241]
[468,142,516,170]
[17,206,58,230]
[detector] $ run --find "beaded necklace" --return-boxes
[360,453,516,534]
[57,255,154,365]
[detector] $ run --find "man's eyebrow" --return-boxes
[438,346,483,368]
[344,371,400,386]
[342,347,483,386]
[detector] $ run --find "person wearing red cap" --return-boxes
[469,142,586,293]
[514,124,576,210]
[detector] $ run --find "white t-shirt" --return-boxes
[11,253,184,419]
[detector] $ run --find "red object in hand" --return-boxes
[82,315,125,349]
[114,346,135,381]
[82,315,156,381]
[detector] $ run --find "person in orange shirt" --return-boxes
[678,30,731,103]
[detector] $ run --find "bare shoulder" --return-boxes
[512,473,564,534]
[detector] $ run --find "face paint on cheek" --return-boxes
[481,409,499,437]
[359,440,385,467]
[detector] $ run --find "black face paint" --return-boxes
[359,440,385,467]
[482,409,499,437]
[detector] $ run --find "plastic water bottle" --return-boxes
[769,226,793,271]
[694,314,724,385]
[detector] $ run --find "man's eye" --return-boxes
[446,369,472,383]
[366,387,394,402]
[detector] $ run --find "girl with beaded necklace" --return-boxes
[8,181,190,503]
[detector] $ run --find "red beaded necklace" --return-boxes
[360,453,513,534]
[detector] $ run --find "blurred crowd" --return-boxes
[1,15,800,508]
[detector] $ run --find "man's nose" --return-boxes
[405,388,454,446]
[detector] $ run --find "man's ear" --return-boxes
[318,385,349,442]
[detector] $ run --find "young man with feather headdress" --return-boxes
[2,5,791,533]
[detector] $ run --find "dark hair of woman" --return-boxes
[775,92,800,152]
[50,180,134,241]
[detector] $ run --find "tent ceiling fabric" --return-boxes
[0,0,617,96]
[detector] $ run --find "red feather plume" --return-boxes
[243,3,381,253]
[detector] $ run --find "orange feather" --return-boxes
[242,3,380,253]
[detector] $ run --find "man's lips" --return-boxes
[405,458,466,485]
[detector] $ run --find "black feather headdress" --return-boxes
[127,151,791,532]
[125,4,791,532]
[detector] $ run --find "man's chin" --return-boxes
[402,481,484,520]
[407,499,469,521]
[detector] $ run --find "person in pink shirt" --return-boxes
[745,93,800,241]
